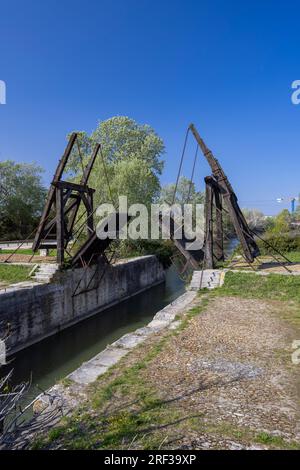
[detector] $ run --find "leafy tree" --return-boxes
[242,208,267,232]
[268,209,291,235]
[292,196,300,221]
[159,176,204,206]
[67,116,165,208]
[64,117,165,260]
[255,209,300,254]
[0,161,46,240]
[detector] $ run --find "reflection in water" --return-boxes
[3,267,185,402]
[224,237,239,256]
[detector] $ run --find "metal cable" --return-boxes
[186,143,199,204]
[172,127,190,205]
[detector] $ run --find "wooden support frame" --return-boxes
[204,180,214,269]
[204,175,224,267]
[56,186,64,265]
[32,133,78,252]
[32,135,100,265]
[214,185,224,262]
[189,124,260,264]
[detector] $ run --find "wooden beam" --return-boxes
[52,180,95,193]
[56,187,64,265]
[66,143,100,241]
[213,185,224,262]
[204,181,214,269]
[32,133,77,251]
[190,124,259,263]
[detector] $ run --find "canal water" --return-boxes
[4,266,185,403]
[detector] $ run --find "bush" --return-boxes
[118,239,174,268]
[257,233,300,255]
[232,233,300,257]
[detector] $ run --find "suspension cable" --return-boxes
[172,127,190,205]
[186,143,199,204]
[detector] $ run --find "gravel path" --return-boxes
[145,296,300,449]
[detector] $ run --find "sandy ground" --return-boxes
[0,254,56,263]
[229,256,300,274]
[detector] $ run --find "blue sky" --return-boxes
[0,0,299,215]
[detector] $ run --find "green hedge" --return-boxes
[119,240,174,269]
[257,234,300,255]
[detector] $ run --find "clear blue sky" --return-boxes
[0,0,299,215]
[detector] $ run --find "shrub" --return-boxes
[257,233,300,254]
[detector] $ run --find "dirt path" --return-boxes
[144,296,300,449]
[31,291,300,450]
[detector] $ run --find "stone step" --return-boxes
[190,269,222,291]
[31,263,59,284]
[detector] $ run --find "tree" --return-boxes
[242,208,267,232]
[292,195,300,221]
[159,176,204,206]
[0,161,46,240]
[269,209,291,235]
[67,116,165,208]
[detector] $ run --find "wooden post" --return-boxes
[204,181,214,269]
[214,186,224,262]
[56,187,64,265]
[86,190,94,234]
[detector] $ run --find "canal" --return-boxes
[4,266,185,403]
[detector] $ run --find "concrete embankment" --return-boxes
[34,289,197,417]
[0,255,164,355]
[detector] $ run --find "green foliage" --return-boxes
[254,210,298,254]
[242,208,267,232]
[272,209,292,233]
[159,176,204,206]
[118,239,174,268]
[257,234,300,254]
[0,161,46,240]
[0,264,32,284]
[67,116,165,209]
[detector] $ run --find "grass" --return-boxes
[0,264,32,284]
[32,272,300,450]
[0,249,34,255]
[205,270,300,327]
[283,251,300,263]
[212,271,300,304]
[0,248,56,256]
[254,432,300,449]
[188,417,300,450]
[32,301,207,450]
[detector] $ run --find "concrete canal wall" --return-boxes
[0,256,165,355]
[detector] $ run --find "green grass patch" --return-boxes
[189,417,300,449]
[0,264,32,284]
[214,271,300,304]
[1,249,34,255]
[282,251,300,263]
[1,248,56,256]
[255,431,300,449]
